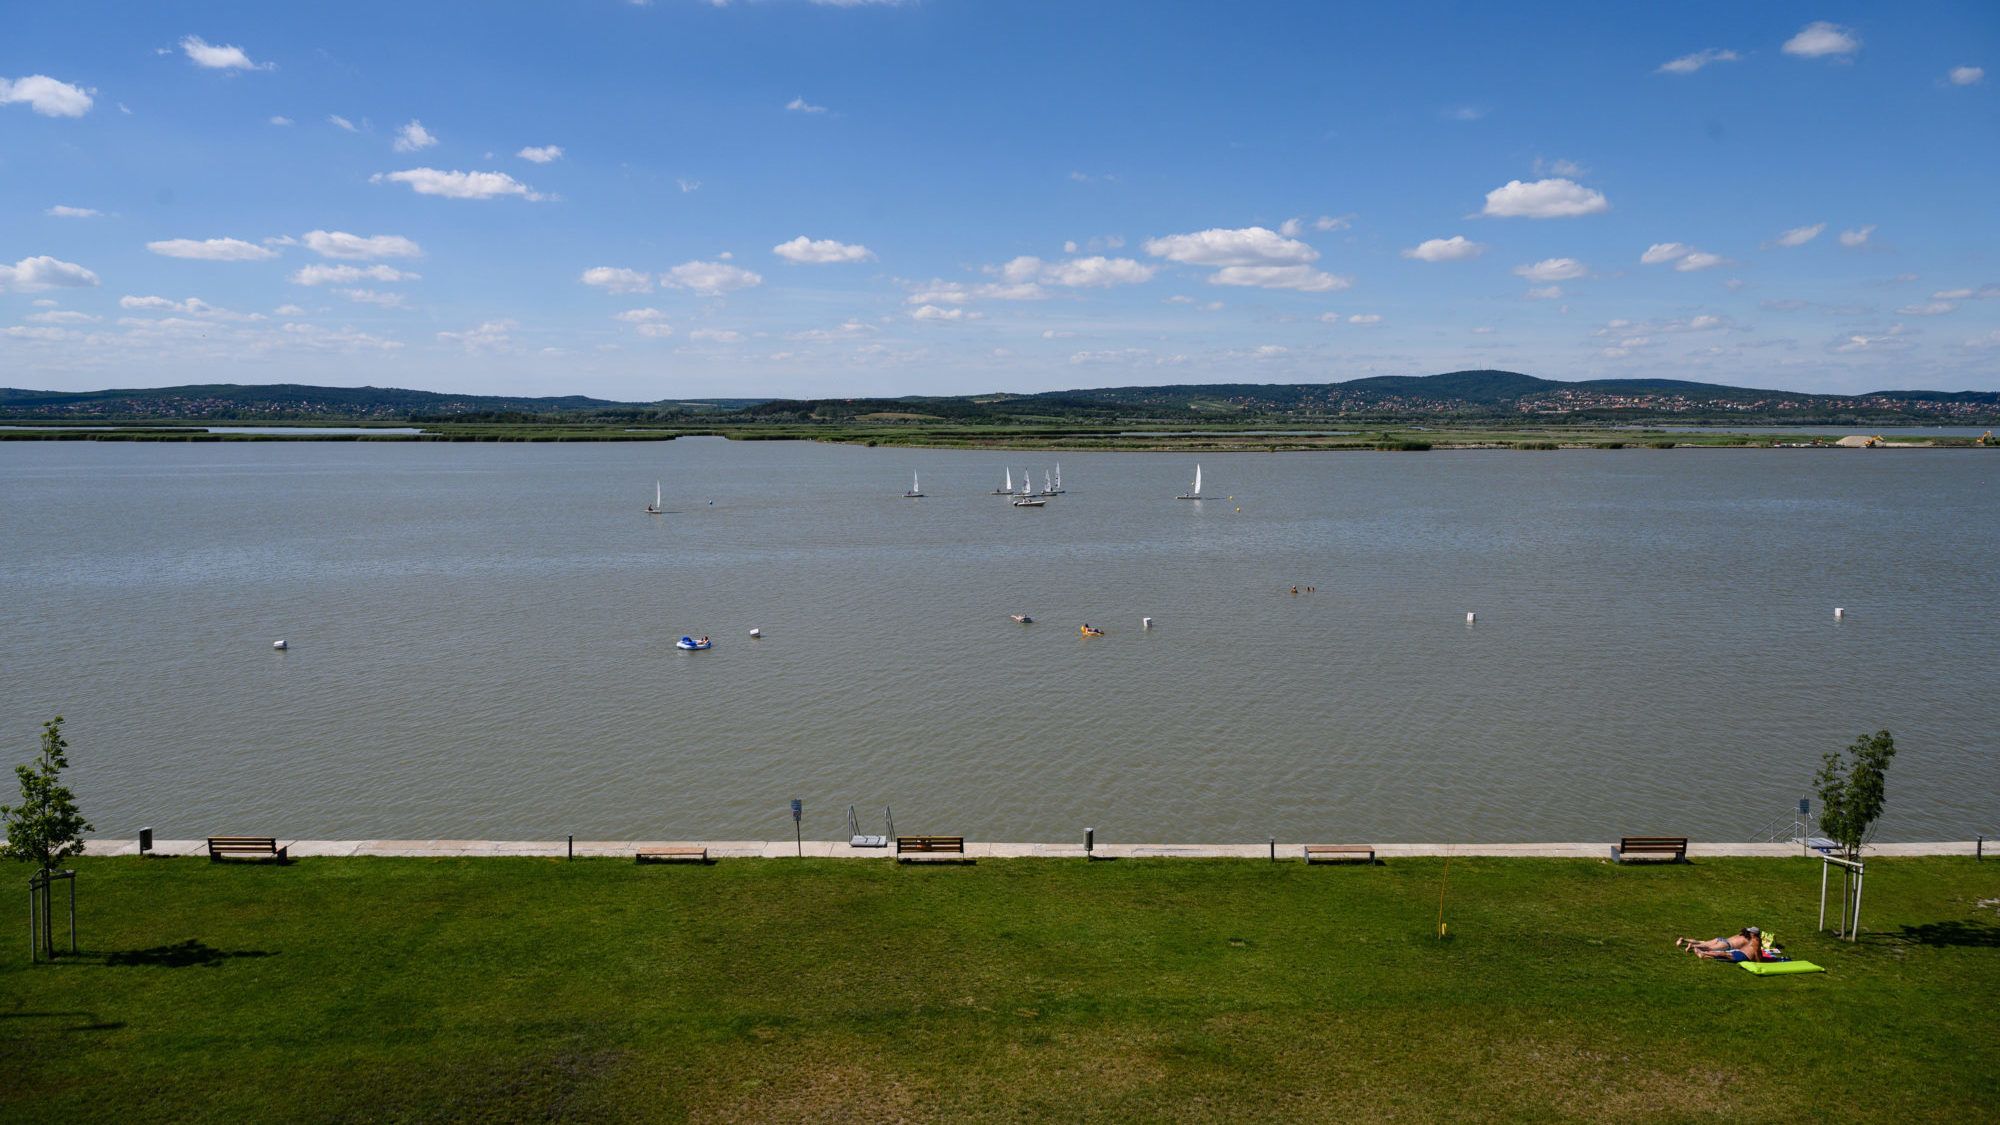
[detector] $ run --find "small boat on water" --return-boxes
[1011,494,1046,507]
[993,467,1014,495]
[1009,613,1033,624]
[645,481,663,514]
[676,635,712,651]
[1046,463,1065,495]
[1176,464,1202,500]
[904,472,924,498]
[1079,624,1105,637]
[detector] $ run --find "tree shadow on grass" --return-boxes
[104,939,278,968]
[0,1011,126,1031]
[1883,919,2000,949]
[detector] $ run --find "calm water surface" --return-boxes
[2,441,1993,843]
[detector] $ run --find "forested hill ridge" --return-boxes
[2,372,1996,424]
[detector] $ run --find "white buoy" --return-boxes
[1465,612,1476,624]
[1834,607,1845,620]
[1142,616,1153,629]
[749,627,763,638]
[271,639,288,650]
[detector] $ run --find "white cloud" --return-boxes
[689,328,743,343]
[121,295,213,313]
[1209,265,1350,291]
[268,115,292,126]
[905,281,970,305]
[1144,226,1317,266]
[517,144,563,163]
[1313,214,1354,231]
[282,323,403,352]
[1347,314,1383,325]
[1783,22,1860,60]
[1657,48,1739,75]
[0,75,94,117]
[1403,235,1484,262]
[179,35,271,71]
[336,288,405,307]
[1041,329,1076,339]
[45,205,101,218]
[328,114,358,132]
[1524,285,1563,300]
[1895,301,1957,316]
[372,168,546,201]
[1039,256,1155,287]
[1480,178,1609,218]
[1771,222,1825,248]
[614,307,666,323]
[302,230,422,260]
[675,177,701,193]
[1251,344,1290,357]
[1513,257,1588,282]
[145,237,277,261]
[1443,105,1486,122]
[911,304,980,322]
[392,120,438,152]
[581,267,652,294]
[274,304,305,315]
[437,320,515,351]
[1964,330,2000,350]
[291,264,418,286]
[26,309,98,325]
[772,236,874,264]
[4,326,72,341]
[976,282,1047,300]
[1639,242,1723,271]
[661,260,762,295]
[1948,66,1984,86]
[1839,225,1876,247]
[785,97,828,114]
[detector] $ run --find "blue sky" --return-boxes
[4,2,1996,400]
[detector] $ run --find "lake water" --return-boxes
[2,440,1993,844]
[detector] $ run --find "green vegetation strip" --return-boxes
[4,857,1995,1120]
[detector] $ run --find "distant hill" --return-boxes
[0,384,757,421]
[3,372,1995,424]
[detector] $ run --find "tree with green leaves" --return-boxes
[1814,730,1897,862]
[3,716,93,960]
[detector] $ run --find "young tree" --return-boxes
[3,717,93,960]
[1814,730,1897,861]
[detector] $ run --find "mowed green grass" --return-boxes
[3,856,1995,1122]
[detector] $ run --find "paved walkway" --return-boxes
[84,839,1982,859]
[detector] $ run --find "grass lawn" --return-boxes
[3,855,1996,1121]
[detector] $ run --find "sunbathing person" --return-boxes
[1677,927,1762,961]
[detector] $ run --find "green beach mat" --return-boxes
[1740,960,1826,975]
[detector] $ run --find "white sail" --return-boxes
[655,481,662,508]
[1005,467,1013,491]
[1044,470,1052,493]
[1194,464,1201,495]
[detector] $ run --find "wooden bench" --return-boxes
[635,847,709,864]
[1304,844,1376,864]
[207,836,287,862]
[1612,836,1688,863]
[896,835,970,863]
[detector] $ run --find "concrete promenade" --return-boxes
[84,838,1982,859]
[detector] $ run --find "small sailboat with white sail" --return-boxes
[993,467,1014,495]
[1045,463,1065,495]
[904,472,924,498]
[1176,464,1202,500]
[1011,467,1046,506]
[645,481,663,514]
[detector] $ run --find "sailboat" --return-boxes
[1046,463,1065,495]
[645,481,663,514]
[1176,464,1202,500]
[993,468,1014,495]
[904,472,924,498]
[1011,466,1046,506]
